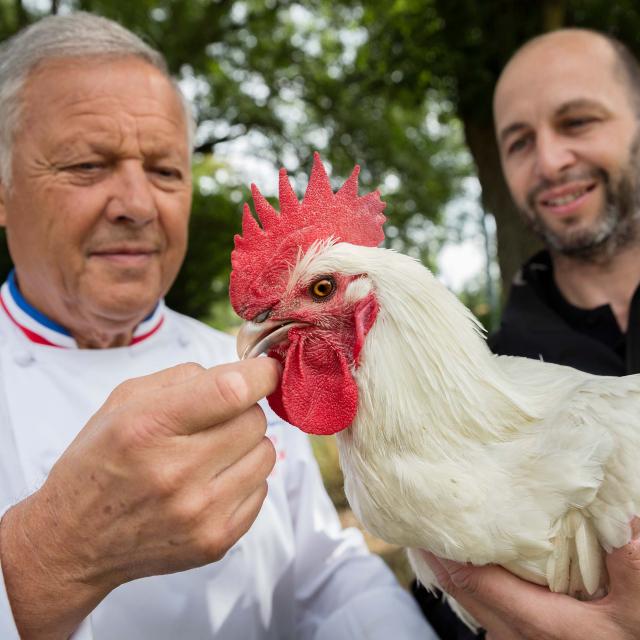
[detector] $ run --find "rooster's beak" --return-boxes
[236,319,306,360]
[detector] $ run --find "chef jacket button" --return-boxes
[13,351,35,366]
[177,333,190,348]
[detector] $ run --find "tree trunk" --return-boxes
[462,119,540,301]
[542,0,565,31]
[13,0,28,28]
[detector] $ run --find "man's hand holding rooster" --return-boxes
[424,518,640,640]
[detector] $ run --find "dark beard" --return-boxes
[522,135,640,264]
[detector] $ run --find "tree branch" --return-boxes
[193,132,248,154]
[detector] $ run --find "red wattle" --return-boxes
[266,351,293,425]
[268,334,358,435]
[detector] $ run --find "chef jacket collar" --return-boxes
[0,270,164,349]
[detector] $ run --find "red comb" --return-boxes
[230,152,386,318]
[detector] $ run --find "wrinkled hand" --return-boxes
[0,358,280,640]
[424,519,640,640]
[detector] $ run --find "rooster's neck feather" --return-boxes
[312,243,545,450]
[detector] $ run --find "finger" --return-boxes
[215,435,277,494]
[605,517,640,599]
[103,362,206,409]
[193,481,269,564]
[184,404,269,477]
[424,553,524,638]
[221,481,270,548]
[194,437,274,549]
[484,628,523,640]
[423,553,539,621]
[141,358,281,436]
[425,553,597,640]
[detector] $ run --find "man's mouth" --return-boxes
[537,182,597,213]
[542,187,591,206]
[236,319,307,359]
[89,245,159,264]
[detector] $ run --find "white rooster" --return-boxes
[230,154,640,628]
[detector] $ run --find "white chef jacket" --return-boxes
[0,296,435,639]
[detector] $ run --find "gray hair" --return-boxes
[0,11,195,186]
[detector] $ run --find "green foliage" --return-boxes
[0,0,470,321]
[310,435,348,510]
[165,171,244,321]
[458,284,497,334]
[3,0,640,323]
[354,0,640,128]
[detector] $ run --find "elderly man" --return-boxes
[416,28,640,640]
[0,12,434,640]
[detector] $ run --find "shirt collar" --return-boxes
[0,270,165,348]
[516,250,625,353]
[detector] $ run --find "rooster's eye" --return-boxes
[310,277,336,301]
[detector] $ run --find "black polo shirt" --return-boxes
[489,250,640,375]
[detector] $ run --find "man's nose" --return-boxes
[105,162,157,226]
[533,130,576,181]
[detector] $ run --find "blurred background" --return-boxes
[2,0,640,584]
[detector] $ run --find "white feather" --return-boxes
[295,242,640,625]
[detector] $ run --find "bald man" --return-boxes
[414,29,640,640]
[491,28,640,373]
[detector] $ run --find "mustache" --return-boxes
[526,167,608,209]
[88,231,164,252]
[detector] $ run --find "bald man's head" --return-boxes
[496,29,640,118]
[493,28,640,262]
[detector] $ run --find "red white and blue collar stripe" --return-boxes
[0,270,165,348]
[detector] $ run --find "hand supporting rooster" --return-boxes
[424,518,640,640]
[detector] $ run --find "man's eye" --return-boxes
[563,117,597,130]
[507,137,529,155]
[67,162,104,171]
[151,166,182,179]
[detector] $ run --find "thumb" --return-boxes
[151,357,281,435]
[605,518,640,597]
